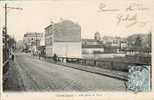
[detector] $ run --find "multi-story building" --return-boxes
[23,32,43,52]
[102,36,122,47]
[45,20,81,58]
[38,32,46,56]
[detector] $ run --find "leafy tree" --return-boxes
[134,36,142,49]
[147,32,151,50]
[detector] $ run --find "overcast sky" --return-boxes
[0,0,153,41]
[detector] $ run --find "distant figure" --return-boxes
[38,51,41,60]
[32,50,35,57]
[53,54,58,63]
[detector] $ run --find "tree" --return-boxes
[147,32,152,50]
[134,36,142,49]
[127,34,143,49]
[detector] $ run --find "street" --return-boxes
[7,53,126,91]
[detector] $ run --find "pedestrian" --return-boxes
[38,51,41,60]
[53,53,57,63]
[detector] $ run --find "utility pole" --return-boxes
[5,4,7,37]
[3,3,22,63]
[4,4,8,62]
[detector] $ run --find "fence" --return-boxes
[53,56,151,72]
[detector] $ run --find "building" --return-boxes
[104,46,120,53]
[23,32,43,52]
[45,20,81,58]
[82,39,104,54]
[102,36,122,47]
[82,45,104,54]
[102,36,128,53]
[38,32,46,56]
[120,40,128,49]
[82,39,103,46]
[16,40,24,51]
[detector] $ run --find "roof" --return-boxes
[44,24,52,30]
[82,39,98,42]
[24,32,42,37]
[82,39,104,46]
[82,45,104,48]
[104,45,120,49]
[45,20,81,42]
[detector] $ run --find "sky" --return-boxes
[0,0,153,41]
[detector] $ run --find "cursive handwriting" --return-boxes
[98,3,120,12]
[98,2,148,28]
[117,13,137,24]
[117,13,147,28]
[98,2,148,12]
[126,3,149,11]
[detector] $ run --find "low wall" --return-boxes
[82,60,128,72]
[96,61,128,72]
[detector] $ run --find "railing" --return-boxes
[46,56,151,72]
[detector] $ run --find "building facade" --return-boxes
[82,39,104,54]
[102,36,121,47]
[23,32,43,52]
[45,20,81,58]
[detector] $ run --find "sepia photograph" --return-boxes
[0,0,152,95]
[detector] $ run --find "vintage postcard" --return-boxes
[0,0,153,100]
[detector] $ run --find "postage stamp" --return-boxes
[127,65,151,92]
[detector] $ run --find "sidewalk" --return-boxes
[40,57,128,81]
[3,60,25,91]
